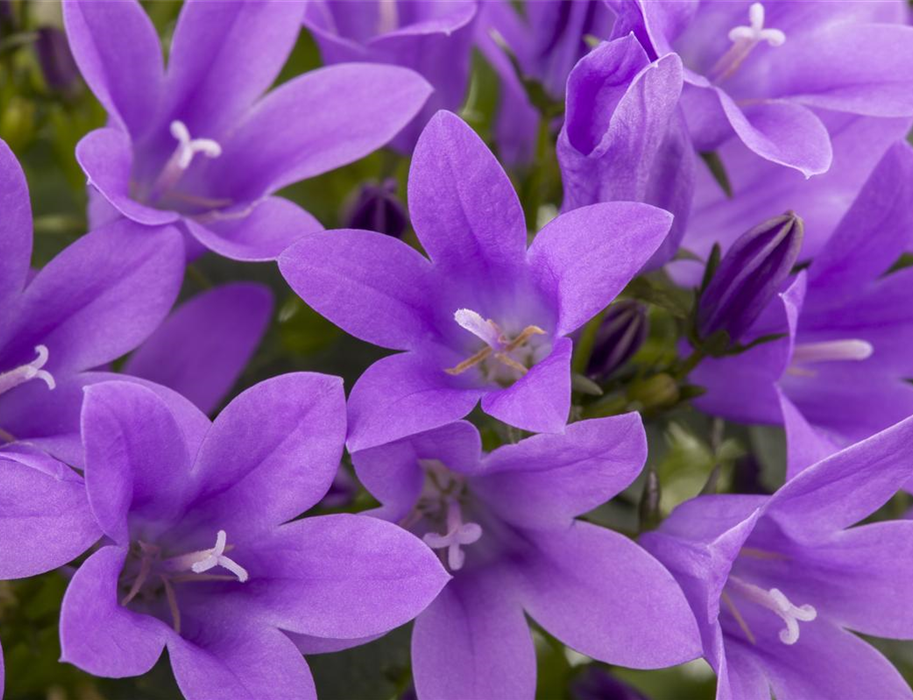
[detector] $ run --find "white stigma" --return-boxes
[170,120,222,168]
[0,345,56,396]
[791,339,873,365]
[728,577,816,645]
[423,500,483,571]
[454,308,503,349]
[190,530,249,582]
[729,3,786,47]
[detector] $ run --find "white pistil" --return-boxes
[423,500,482,571]
[0,345,56,396]
[709,2,785,82]
[727,576,816,645]
[189,530,249,582]
[791,339,873,365]
[149,120,222,202]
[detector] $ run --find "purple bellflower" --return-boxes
[303,0,478,153]
[0,139,183,463]
[691,141,913,477]
[279,111,674,450]
[613,0,913,177]
[642,415,913,700]
[558,33,694,268]
[63,0,433,262]
[59,375,448,700]
[350,416,700,700]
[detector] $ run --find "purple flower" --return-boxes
[303,0,478,153]
[614,0,913,176]
[697,212,803,342]
[690,141,913,476]
[558,34,694,268]
[0,139,183,463]
[279,111,673,450]
[125,283,273,415]
[63,0,433,262]
[642,415,913,700]
[349,416,700,700]
[59,375,448,700]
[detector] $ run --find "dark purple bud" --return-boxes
[35,27,82,98]
[587,300,648,380]
[572,666,650,700]
[697,212,804,342]
[343,178,408,239]
[318,467,359,509]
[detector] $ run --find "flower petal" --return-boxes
[215,64,432,201]
[279,228,437,352]
[408,111,527,277]
[481,336,572,434]
[0,446,99,578]
[412,566,536,700]
[62,0,164,138]
[238,514,448,639]
[346,352,484,453]
[474,413,646,530]
[517,522,701,668]
[125,283,273,414]
[0,140,32,316]
[60,546,173,677]
[779,390,837,480]
[187,373,346,537]
[528,203,673,335]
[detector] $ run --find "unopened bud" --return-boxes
[586,301,648,381]
[628,373,679,411]
[35,27,82,98]
[698,212,803,342]
[572,666,650,700]
[342,178,408,239]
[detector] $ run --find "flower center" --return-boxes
[119,529,248,634]
[723,575,817,645]
[144,120,227,211]
[0,345,56,397]
[787,338,873,377]
[446,308,546,381]
[708,3,785,83]
[401,459,483,573]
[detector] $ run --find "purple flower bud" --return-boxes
[35,27,82,98]
[697,212,804,342]
[343,178,408,239]
[572,666,650,700]
[318,466,359,509]
[587,300,648,380]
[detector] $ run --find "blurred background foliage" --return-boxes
[2,1,912,699]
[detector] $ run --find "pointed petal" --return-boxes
[779,390,837,480]
[164,0,305,136]
[474,413,647,530]
[12,220,184,375]
[408,111,527,277]
[125,283,273,414]
[0,140,32,315]
[346,352,484,453]
[60,546,173,677]
[412,566,536,700]
[215,64,432,201]
[82,381,198,544]
[62,0,164,138]
[518,522,701,668]
[279,228,437,352]
[239,514,448,639]
[0,448,99,578]
[187,373,345,536]
[481,336,572,434]
[528,204,673,335]
[168,623,316,700]
[185,196,323,262]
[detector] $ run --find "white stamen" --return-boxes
[791,339,873,365]
[728,3,786,46]
[149,120,222,202]
[454,308,503,349]
[423,500,482,571]
[0,345,56,396]
[377,0,399,35]
[189,530,249,582]
[728,577,816,645]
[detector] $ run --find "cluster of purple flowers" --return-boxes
[3,1,913,698]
